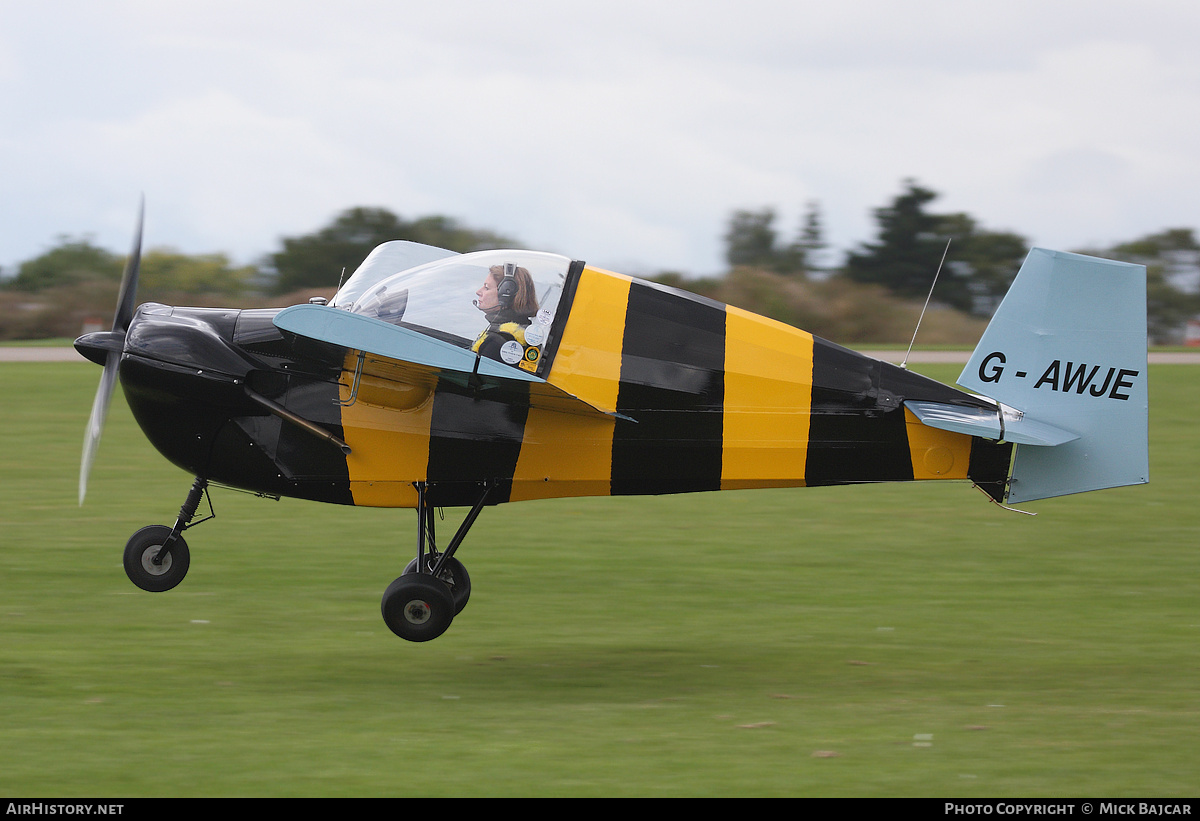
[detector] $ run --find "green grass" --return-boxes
[1,362,1197,797]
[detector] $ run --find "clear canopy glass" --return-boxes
[331,243,571,352]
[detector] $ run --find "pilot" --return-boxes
[472,263,540,366]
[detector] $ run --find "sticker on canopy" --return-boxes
[500,340,525,365]
[537,307,554,325]
[523,324,545,346]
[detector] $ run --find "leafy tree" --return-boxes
[843,180,1026,314]
[269,207,516,294]
[139,249,258,299]
[935,213,1027,316]
[843,180,947,299]
[4,237,122,292]
[269,207,406,294]
[787,199,827,274]
[723,202,825,276]
[724,208,780,269]
[402,215,514,254]
[1085,228,1200,344]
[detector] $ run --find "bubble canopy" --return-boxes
[331,243,571,351]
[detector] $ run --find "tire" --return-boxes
[403,555,471,615]
[123,525,190,592]
[381,574,455,642]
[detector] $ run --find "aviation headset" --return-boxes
[497,263,519,309]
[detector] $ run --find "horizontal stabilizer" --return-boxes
[905,400,1079,446]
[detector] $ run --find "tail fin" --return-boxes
[956,247,1148,503]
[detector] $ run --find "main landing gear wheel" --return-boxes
[384,481,491,642]
[123,525,190,592]
[381,574,456,642]
[404,555,471,615]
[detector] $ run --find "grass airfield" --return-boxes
[1,361,1197,797]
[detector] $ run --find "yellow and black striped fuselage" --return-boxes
[334,266,1012,509]
[116,267,1011,509]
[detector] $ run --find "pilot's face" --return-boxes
[475,275,499,312]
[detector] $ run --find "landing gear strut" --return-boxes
[122,477,211,592]
[380,482,490,642]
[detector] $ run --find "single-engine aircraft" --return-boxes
[75,204,1149,642]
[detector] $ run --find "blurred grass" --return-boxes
[0,362,1197,797]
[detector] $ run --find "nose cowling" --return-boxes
[116,305,262,420]
[77,304,261,379]
[115,305,265,477]
[124,304,258,381]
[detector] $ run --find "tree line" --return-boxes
[707,179,1199,344]
[3,182,1196,344]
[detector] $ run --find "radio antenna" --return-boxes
[900,238,952,370]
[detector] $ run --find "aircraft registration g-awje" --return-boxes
[75,204,1149,642]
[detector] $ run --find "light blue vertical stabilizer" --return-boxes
[957,248,1148,503]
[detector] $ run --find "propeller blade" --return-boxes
[113,197,143,333]
[80,350,119,505]
[79,200,143,504]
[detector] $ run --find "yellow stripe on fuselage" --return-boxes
[903,406,974,481]
[721,305,815,490]
[510,267,632,502]
[339,353,435,508]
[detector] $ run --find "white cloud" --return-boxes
[3,0,1200,277]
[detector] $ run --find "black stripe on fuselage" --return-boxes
[804,341,915,485]
[425,377,531,506]
[805,340,1003,487]
[611,282,726,495]
[968,437,1014,502]
[275,375,354,501]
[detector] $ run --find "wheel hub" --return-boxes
[140,547,172,576]
[403,599,432,625]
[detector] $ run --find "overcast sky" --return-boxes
[2,1,1198,279]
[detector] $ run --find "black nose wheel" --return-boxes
[381,574,456,642]
[121,477,211,594]
[123,525,191,592]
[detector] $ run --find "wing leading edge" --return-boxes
[273,303,630,422]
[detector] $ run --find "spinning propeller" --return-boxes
[78,200,143,505]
